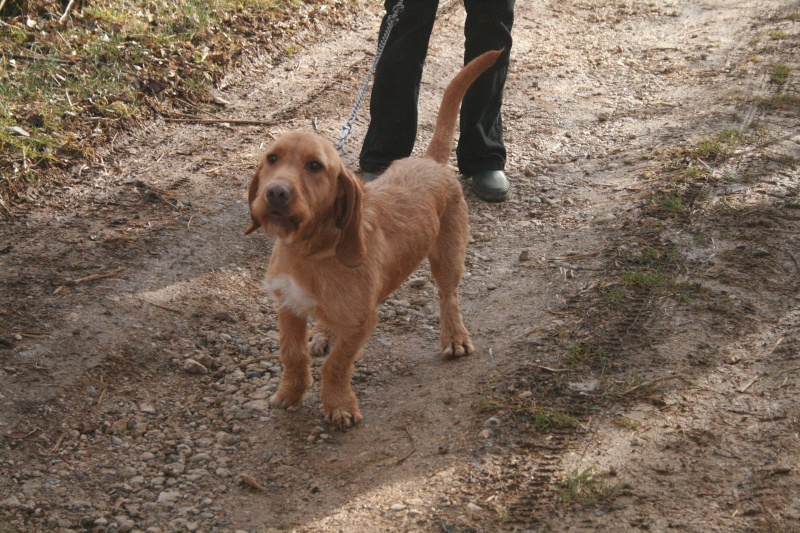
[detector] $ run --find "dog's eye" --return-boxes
[306,161,323,172]
[266,154,278,164]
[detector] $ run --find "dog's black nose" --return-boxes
[266,183,292,207]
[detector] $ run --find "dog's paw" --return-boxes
[269,381,308,408]
[308,331,332,358]
[269,392,301,409]
[324,405,363,430]
[441,336,474,360]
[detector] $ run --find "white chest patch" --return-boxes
[264,274,317,316]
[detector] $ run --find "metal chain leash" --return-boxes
[335,0,404,151]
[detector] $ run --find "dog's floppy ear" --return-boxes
[244,162,262,235]
[334,167,365,268]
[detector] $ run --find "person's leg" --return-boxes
[359,0,440,175]
[458,0,514,200]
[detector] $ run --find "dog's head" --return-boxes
[245,131,365,267]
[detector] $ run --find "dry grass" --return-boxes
[0,0,352,208]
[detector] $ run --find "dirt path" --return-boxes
[2,0,799,531]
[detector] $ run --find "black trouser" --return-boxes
[359,0,514,176]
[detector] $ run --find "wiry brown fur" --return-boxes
[246,50,502,428]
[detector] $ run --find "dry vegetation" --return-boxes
[0,0,353,210]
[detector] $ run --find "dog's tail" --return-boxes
[424,49,503,165]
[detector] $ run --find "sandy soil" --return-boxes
[2,0,799,531]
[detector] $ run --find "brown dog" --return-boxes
[245,50,502,428]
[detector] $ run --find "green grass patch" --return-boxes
[614,417,640,430]
[683,127,751,164]
[653,191,688,216]
[559,468,622,507]
[754,93,800,111]
[563,344,611,373]
[481,397,580,432]
[687,137,729,161]
[520,407,580,431]
[769,64,792,84]
[674,280,716,302]
[768,29,788,40]
[621,269,670,289]
[626,246,662,265]
[683,165,709,181]
[599,286,626,308]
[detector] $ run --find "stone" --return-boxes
[0,494,21,510]
[157,491,182,504]
[183,359,208,375]
[243,400,270,414]
[594,213,617,224]
[188,452,211,464]
[163,462,185,477]
[116,516,136,532]
[484,417,502,428]
[466,502,483,514]
[390,503,407,511]
[568,379,600,393]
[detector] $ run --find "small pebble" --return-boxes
[183,359,208,375]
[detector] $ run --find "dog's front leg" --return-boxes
[270,307,312,408]
[320,318,374,429]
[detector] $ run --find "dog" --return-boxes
[245,50,502,428]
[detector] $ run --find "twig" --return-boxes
[6,53,73,64]
[769,337,784,354]
[164,117,275,126]
[55,267,123,286]
[0,196,13,218]
[739,376,758,393]
[545,251,600,262]
[537,365,571,373]
[0,0,8,15]
[619,375,681,396]
[519,442,565,451]
[140,299,182,314]
[395,427,417,465]
[52,434,65,453]
[239,472,267,491]
[22,427,39,439]
[238,354,280,368]
[59,0,76,23]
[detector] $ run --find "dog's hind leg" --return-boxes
[270,308,313,408]
[429,197,474,359]
[308,322,335,357]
